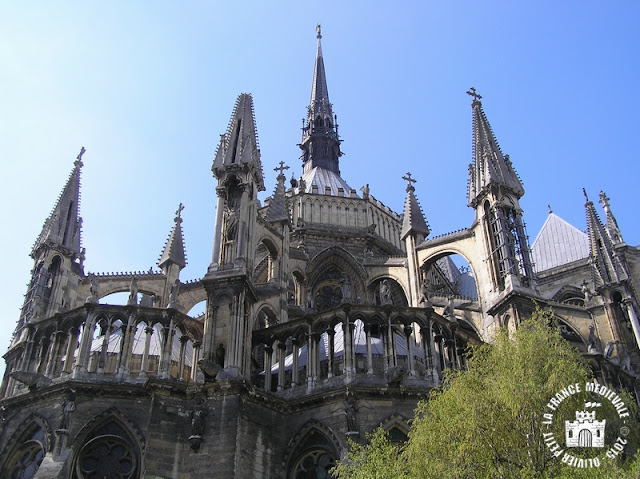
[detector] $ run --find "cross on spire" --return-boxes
[466,87,482,104]
[274,161,290,178]
[75,146,86,167]
[175,202,185,219]
[402,172,417,185]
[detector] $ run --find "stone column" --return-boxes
[343,315,353,378]
[210,188,226,271]
[116,311,137,379]
[264,345,273,392]
[62,327,79,374]
[623,298,640,350]
[364,324,373,375]
[177,335,189,381]
[139,326,154,378]
[44,330,64,377]
[404,325,416,377]
[19,329,35,373]
[327,328,335,379]
[277,341,287,390]
[74,308,97,378]
[292,338,300,386]
[191,341,202,382]
[97,322,113,375]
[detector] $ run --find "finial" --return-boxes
[582,188,590,202]
[75,146,86,167]
[274,161,290,179]
[466,87,482,105]
[402,172,417,192]
[175,203,185,222]
[547,204,553,214]
[599,190,610,208]
[316,24,322,39]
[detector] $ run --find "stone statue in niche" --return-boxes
[340,275,353,303]
[379,280,392,305]
[57,389,76,432]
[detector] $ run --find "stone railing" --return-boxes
[1,304,203,398]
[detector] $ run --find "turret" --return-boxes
[400,172,430,306]
[202,94,264,379]
[209,93,265,273]
[466,89,534,291]
[19,148,86,328]
[584,189,640,354]
[599,190,624,245]
[158,203,188,305]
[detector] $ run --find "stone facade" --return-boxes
[1,27,639,479]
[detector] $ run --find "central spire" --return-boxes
[300,27,342,172]
[299,25,352,196]
[310,24,330,113]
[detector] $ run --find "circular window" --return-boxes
[75,435,137,479]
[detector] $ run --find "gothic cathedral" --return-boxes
[1,26,638,479]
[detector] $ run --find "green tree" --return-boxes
[334,308,640,479]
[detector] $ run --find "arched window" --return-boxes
[292,450,335,479]
[3,422,48,479]
[287,426,338,479]
[73,420,140,479]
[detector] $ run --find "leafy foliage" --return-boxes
[333,307,640,479]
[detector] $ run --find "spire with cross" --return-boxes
[402,172,417,192]
[466,87,482,105]
[175,203,185,222]
[274,161,290,180]
[75,146,86,168]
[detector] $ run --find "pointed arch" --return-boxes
[378,413,410,443]
[307,247,366,311]
[283,419,341,479]
[0,413,52,479]
[72,408,144,479]
[369,276,408,307]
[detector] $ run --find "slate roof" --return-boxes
[531,213,589,272]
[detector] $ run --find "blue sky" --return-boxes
[1,2,638,377]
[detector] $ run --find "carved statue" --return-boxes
[379,280,392,305]
[57,389,76,431]
[87,274,99,303]
[79,247,86,269]
[581,280,593,302]
[189,409,207,452]
[345,399,357,432]
[587,325,599,353]
[223,206,239,241]
[168,280,181,306]
[604,340,617,358]
[127,277,138,305]
[191,409,206,437]
[340,275,353,302]
[419,278,431,307]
